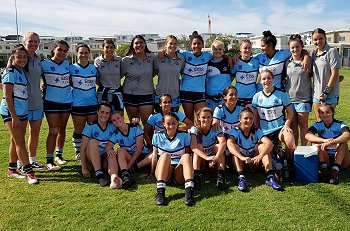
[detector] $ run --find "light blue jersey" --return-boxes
[229,127,265,157]
[190,126,223,155]
[146,111,186,133]
[69,63,99,107]
[108,124,149,155]
[308,120,349,155]
[180,51,212,92]
[41,59,72,103]
[232,57,259,100]
[255,50,291,90]
[213,104,244,135]
[152,131,190,163]
[82,121,116,155]
[206,58,231,96]
[252,89,291,135]
[0,66,28,117]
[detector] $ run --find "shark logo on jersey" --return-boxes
[75,69,79,74]
[90,70,94,74]
[78,80,83,85]
[160,140,165,147]
[223,114,227,119]
[188,56,192,61]
[18,76,23,82]
[175,61,179,65]
[93,131,99,138]
[333,130,338,136]
[273,99,280,104]
[262,58,266,63]
[201,58,205,62]
[259,98,264,104]
[55,78,60,83]
[177,142,182,148]
[239,65,242,70]
[119,139,124,145]
[115,64,119,68]
[50,66,55,71]
[320,129,325,134]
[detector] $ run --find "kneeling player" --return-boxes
[80,102,122,189]
[305,104,350,184]
[227,107,282,191]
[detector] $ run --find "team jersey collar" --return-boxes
[239,56,252,63]
[118,123,131,137]
[165,130,178,142]
[130,52,150,61]
[313,44,331,57]
[77,62,89,69]
[224,103,238,114]
[262,87,276,98]
[50,58,65,66]
[101,55,118,62]
[97,121,109,132]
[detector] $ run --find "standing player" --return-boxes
[151,113,195,206]
[179,31,213,122]
[231,39,259,107]
[1,45,38,184]
[305,104,350,184]
[94,39,124,114]
[22,32,44,169]
[251,70,296,159]
[227,108,281,191]
[206,39,232,110]
[154,35,185,112]
[70,44,99,160]
[121,35,155,126]
[284,34,312,146]
[41,40,72,170]
[311,28,341,121]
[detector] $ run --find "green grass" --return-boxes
[1,70,350,230]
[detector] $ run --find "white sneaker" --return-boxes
[75,153,81,161]
[110,174,122,189]
[27,173,39,184]
[46,163,61,171]
[55,157,67,165]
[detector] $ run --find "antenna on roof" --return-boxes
[208,14,211,34]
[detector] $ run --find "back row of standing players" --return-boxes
[1,29,348,205]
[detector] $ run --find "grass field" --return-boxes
[1,69,350,230]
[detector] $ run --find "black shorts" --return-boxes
[266,129,282,145]
[71,105,98,116]
[237,98,253,107]
[180,91,206,104]
[123,93,154,107]
[44,100,72,114]
[1,113,28,123]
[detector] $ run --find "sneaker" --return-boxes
[110,174,122,189]
[184,187,195,206]
[98,177,109,187]
[320,168,329,182]
[155,188,166,205]
[237,177,248,192]
[27,173,39,184]
[266,177,283,191]
[31,161,44,170]
[216,172,227,191]
[75,153,81,161]
[7,170,26,179]
[55,156,67,165]
[193,173,202,190]
[329,170,339,185]
[46,163,61,171]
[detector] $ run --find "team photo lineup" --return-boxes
[1,27,349,207]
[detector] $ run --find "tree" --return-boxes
[177,34,191,51]
[206,34,233,52]
[116,43,130,57]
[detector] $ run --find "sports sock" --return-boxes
[95,169,104,179]
[72,132,82,155]
[332,163,341,172]
[157,180,166,189]
[22,164,34,174]
[17,160,22,169]
[184,179,194,189]
[238,171,245,178]
[266,170,274,179]
[8,162,17,171]
[29,156,36,164]
[46,153,54,164]
[56,147,63,158]
[320,161,328,170]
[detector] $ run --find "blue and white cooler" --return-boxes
[294,146,319,183]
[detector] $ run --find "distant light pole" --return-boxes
[14,0,19,44]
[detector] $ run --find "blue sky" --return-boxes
[1,0,350,39]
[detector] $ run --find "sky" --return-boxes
[1,0,350,39]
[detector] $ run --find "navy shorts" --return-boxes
[44,100,72,114]
[1,113,28,123]
[180,91,206,104]
[123,93,154,107]
[71,105,98,116]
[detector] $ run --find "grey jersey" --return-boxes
[284,58,312,102]
[94,55,121,90]
[312,44,341,99]
[154,53,185,99]
[121,53,155,95]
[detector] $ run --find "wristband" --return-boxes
[323,86,333,95]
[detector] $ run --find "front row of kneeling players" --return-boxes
[80,73,350,206]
